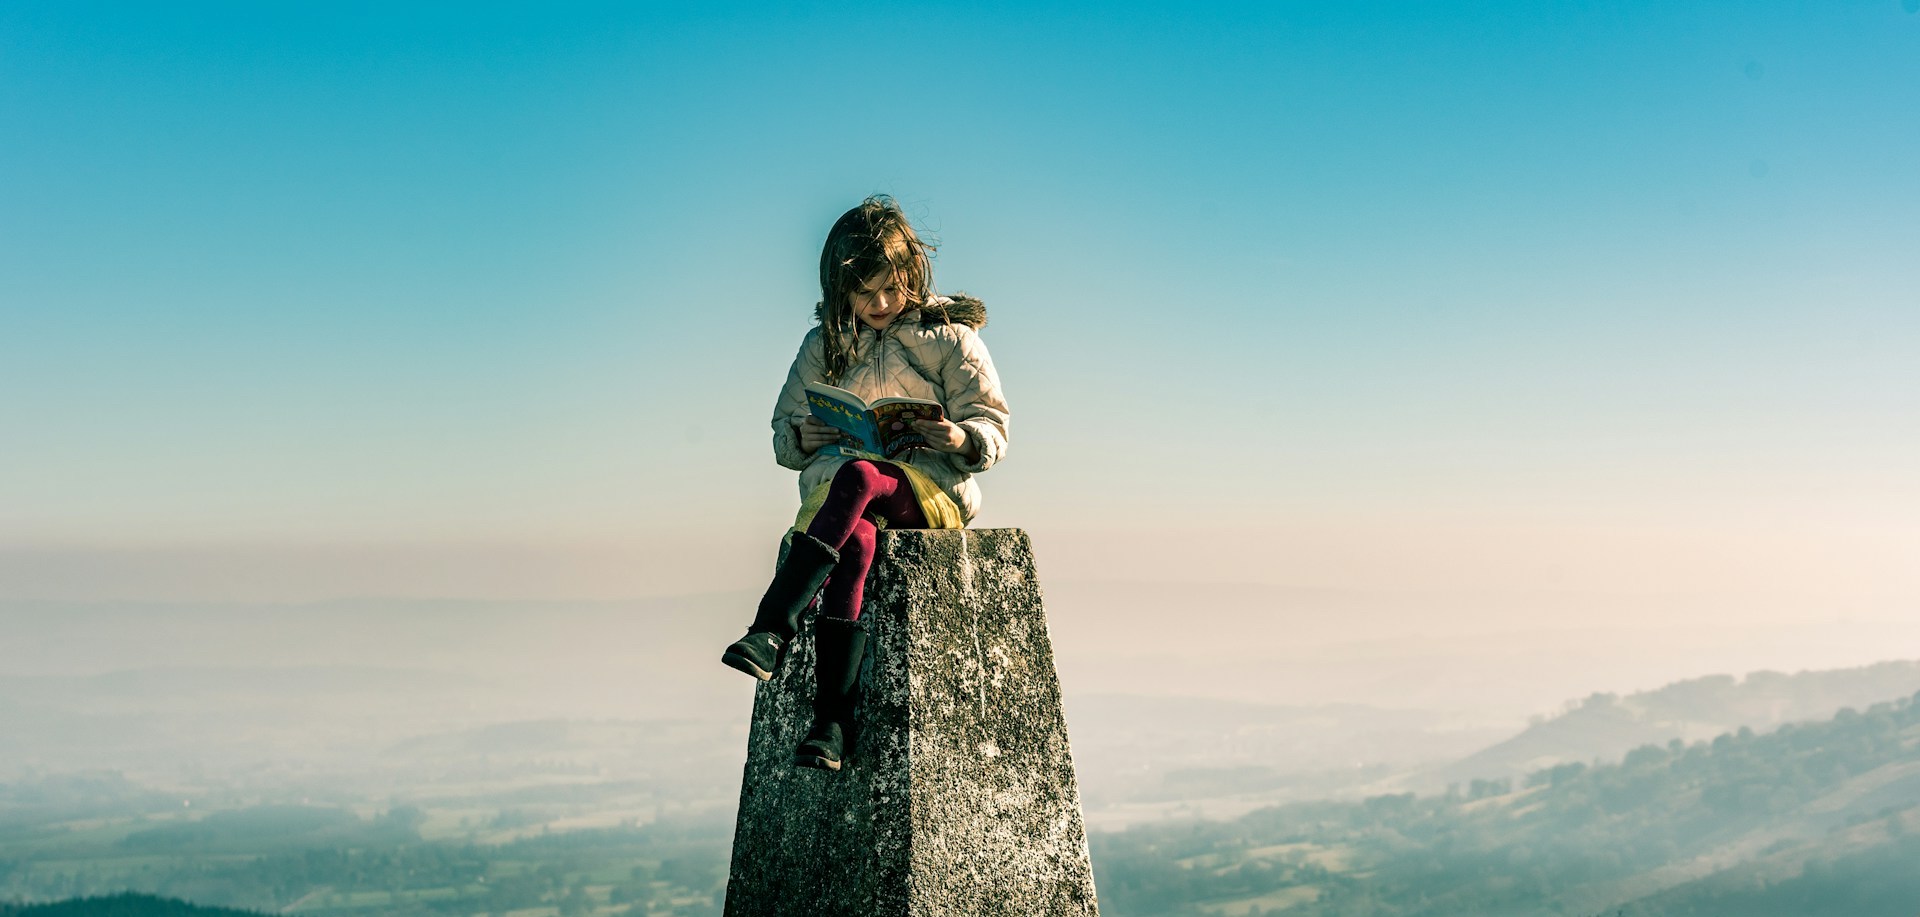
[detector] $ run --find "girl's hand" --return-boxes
[797,416,841,454]
[912,418,981,463]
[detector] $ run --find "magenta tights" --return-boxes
[804,460,929,621]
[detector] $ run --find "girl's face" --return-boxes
[850,270,911,331]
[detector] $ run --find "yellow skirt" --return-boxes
[792,459,965,532]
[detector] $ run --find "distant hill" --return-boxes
[1066,694,1509,823]
[1091,688,1920,917]
[1423,659,1920,788]
[0,892,266,916]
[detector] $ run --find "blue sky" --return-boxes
[3,1,1916,609]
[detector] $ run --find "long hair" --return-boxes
[815,195,943,383]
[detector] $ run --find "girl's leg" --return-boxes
[808,461,928,621]
[794,461,930,769]
[720,526,839,680]
[805,460,928,551]
[820,518,876,621]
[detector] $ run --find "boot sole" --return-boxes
[720,651,774,681]
[793,753,841,771]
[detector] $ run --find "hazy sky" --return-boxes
[4,1,1917,618]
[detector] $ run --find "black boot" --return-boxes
[721,531,840,680]
[795,616,867,771]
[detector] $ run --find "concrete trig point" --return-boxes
[725,528,1100,916]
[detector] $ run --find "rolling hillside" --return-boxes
[1421,659,1920,790]
[0,892,266,916]
[1092,689,1920,917]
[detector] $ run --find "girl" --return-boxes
[721,195,1010,772]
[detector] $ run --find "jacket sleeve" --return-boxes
[940,325,1010,474]
[771,330,825,470]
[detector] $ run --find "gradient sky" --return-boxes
[3,1,1917,615]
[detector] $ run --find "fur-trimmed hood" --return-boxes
[920,293,987,329]
[813,292,987,330]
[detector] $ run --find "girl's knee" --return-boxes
[831,459,885,492]
[833,521,877,578]
[840,520,876,557]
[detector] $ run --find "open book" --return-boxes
[805,382,945,460]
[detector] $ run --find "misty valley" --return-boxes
[5,598,1920,916]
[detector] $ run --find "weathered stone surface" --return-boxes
[725,528,1099,917]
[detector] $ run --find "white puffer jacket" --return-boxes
[770,295,1009,522]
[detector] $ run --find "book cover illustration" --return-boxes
[805,382,946,460]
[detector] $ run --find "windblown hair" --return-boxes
[815,195,957,383]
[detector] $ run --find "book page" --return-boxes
[806,382,872,412]
[869,396,944,419]
[871,400,941,457]
[806,385,881,455]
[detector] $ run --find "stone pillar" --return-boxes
[724,528,1099,917]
